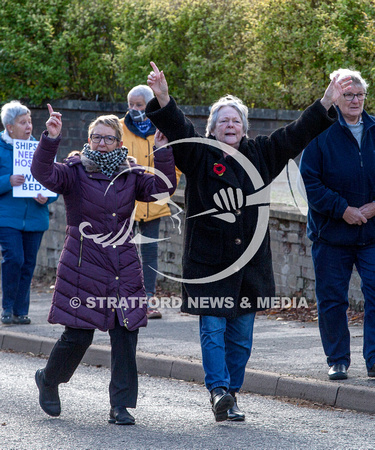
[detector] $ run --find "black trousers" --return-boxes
[43,318,139,408]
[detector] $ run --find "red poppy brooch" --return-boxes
[213,163,226,176]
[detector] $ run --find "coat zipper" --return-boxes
[113,182,128,328]
[117,292,128,328]
[78,235,83,267]
[358,149,364,168]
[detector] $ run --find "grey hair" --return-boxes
[127,85,154,104]
[1,100,31,128]
[330,68,369,91]
[88,114,123,141]
[206,95,249,137]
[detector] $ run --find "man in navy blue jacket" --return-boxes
[300,68,375,381]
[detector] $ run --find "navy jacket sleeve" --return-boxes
[299,136,348,219]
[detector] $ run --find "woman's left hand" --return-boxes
[320,74,352,110]
[154,129,169,148]
[34,194,48,205]
[46,103,62,139]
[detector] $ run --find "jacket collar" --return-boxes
[0,130,36,148]
[336,106,375,133]
[206,135,249,189]
[124,112,156,139]
[65,154,141,180]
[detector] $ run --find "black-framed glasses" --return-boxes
[90,134,120,145]
[343,93,367,101]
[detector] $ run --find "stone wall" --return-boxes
[0,100,364,308]
[10,99,298,282]
[269,206,363,309]
[23,100,300,161]
[33,194,364,309]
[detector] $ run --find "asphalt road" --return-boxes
[1,351,375,449]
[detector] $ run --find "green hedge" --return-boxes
[1,0,375,110]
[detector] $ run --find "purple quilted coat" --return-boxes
[31,132,176,331]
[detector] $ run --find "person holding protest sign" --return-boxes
[146,61,351,422]
[0,101,57,325]
[31,105,176,424]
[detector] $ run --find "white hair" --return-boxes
[127,85,154,104]
[1,101,31,128]
[330,68,369,91]
[206,95,249,137]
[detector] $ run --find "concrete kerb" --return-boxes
[1,329,375,415]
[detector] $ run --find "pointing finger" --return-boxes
[150,61,160,75]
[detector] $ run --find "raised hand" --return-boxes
[46,103,62,139]
[154,129,169,148]
[147,61,170,108]
[320,74,352,110]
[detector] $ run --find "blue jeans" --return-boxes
[312,241,375,370]
[199,313,256,392]
[0,227,44,316]
[134,218,161,296]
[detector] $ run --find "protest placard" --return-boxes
[12,139,57,198]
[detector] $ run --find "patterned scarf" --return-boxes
[82,143,128,178]
[133,118,153,135]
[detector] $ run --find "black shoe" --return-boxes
[1,311,12,325]
[12,315,31,324]
[368,364,375,377]
[35,369,61,417]
[210,387,234,422]
[227,392,245,421]
[328,364,348,380]
[108,406,135,425]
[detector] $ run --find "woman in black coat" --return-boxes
[146,62,351,422]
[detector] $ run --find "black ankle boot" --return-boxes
[227,392,245,421]
[35,369,61,417]
[210,387,234,422]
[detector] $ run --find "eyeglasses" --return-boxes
[343,93,367,101]
[90,134,120,145]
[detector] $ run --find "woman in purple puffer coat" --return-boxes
[31,104,176,425]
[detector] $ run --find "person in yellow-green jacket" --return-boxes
[120,85,181,319]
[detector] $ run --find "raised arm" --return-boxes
[147,61,170,108]
[255,75,353,181]
[46,103,62,139]
[146,63,205,175]
[320,74,352,111]
[31,105,75,194]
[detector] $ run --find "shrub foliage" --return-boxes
[1,0,375,109]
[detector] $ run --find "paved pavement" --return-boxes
[1,289,375,415]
